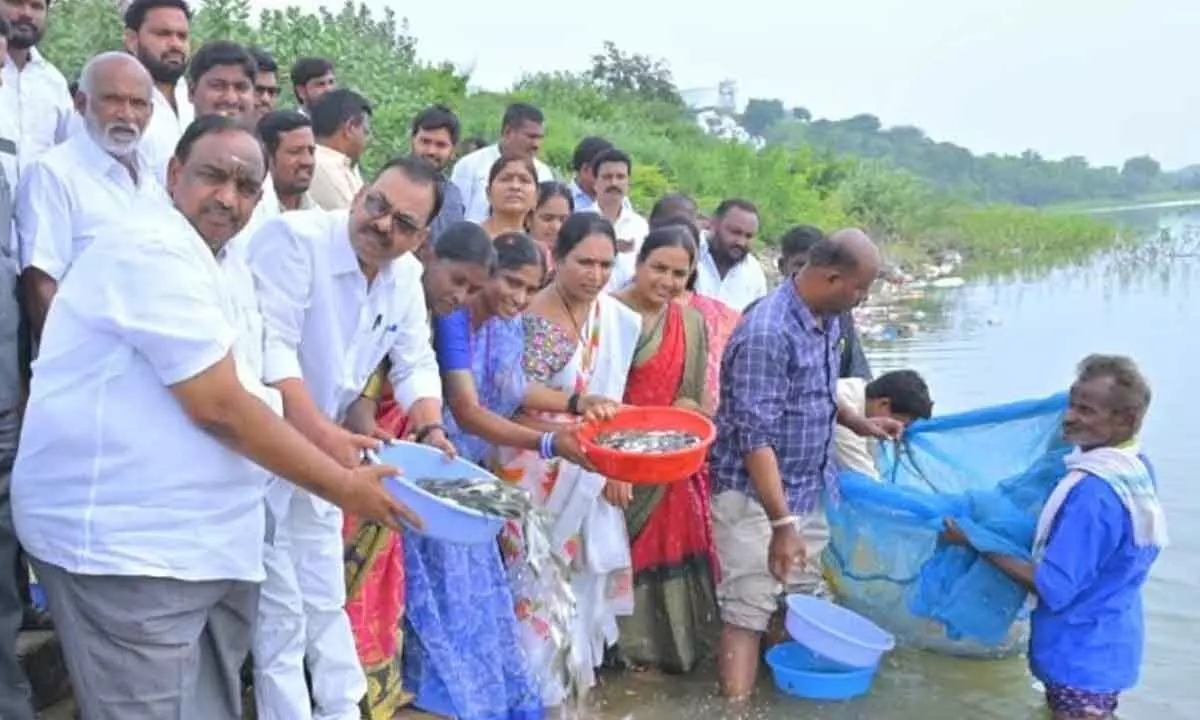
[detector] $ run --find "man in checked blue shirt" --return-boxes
[709,229,904,699]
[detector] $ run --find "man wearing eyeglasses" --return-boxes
[307,88,370,212]
[245,154,453,720]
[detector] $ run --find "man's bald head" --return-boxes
[78,51,154,158]
[798,227,881,314]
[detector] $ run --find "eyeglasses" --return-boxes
[362,190,424,237]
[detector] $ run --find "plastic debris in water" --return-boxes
[594,430,700,453]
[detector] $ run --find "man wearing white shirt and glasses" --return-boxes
[124,0,194,185]
[10,114,416,719]
[247,155,451,720]
[694,198,768,311]
[450,102,554,222]
[0,0,73,175]
[16,51,162,342]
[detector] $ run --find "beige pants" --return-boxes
[712,490,831,633]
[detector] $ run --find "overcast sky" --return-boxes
[263,0,1197,169]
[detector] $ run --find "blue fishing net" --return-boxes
[823,392,1071,658]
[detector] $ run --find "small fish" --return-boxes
[594,430,701,454]
[412,477,532,519]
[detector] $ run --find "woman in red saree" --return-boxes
[611,225,719,673]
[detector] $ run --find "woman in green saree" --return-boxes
[610,225,719,673]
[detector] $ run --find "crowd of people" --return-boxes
[0,1,1168,719]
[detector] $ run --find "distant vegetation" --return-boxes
[46,0,1119,275]
[741,99,1200,207]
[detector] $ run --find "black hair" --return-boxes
[648,192,697,226]
[555,212,616,261]
[636,225,696,265]
[714,197,758,219]
[173,113,262,165]
[571,136,612,172]
[589,147,631,177]
[187,40,256,86]
[433,221,496,270]
[1075,354,1152,421]
[647,214,701,290]
[290,56,334,101]
[535,181,574,212]
[371,155,446,225]
[487,154,537,188]
[248,46,277,74]
[0,14,10,39]
[461,136,487,154]
[410,105,461,145]
[256,110,312,158]
[123,0,191,32]
[778,224,825,261]
[493,231,545,275]
[309,88,371,139]
[806,237,863,272]
[501,102,544,132]
[866,370,934,421]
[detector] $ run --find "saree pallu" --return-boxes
[686,293,740,416]
[343,385,410,720]
[617,303,719,673]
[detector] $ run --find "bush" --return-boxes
[44,0,1116,273]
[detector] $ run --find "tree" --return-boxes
[1120,155,1162,195]
[585,41,684,107]
[740,98,785,137]
[791,106,812,122]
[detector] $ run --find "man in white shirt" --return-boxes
[15,51,162,342]
[247,155,451,720]
[585,148,648,292]
[450,102,554,222]
[10,114,414,720]
[124,0,194,185]
[0,76,35,720]
[247,109,315,227]
[694,198,768,311]
[308,88,370,211]
[0,0,73,174]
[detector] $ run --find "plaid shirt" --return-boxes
[710,281,841,514]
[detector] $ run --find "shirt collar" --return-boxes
[317,143,355,170]
[784,279,830,335]
[76,131,149,185]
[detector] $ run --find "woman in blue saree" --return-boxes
[402,231,616,719]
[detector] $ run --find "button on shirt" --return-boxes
[694,233,768,312]
[0,48,74,176]
[139,82,194,186]
[450,144,554,223]
[710,281,842,514]
[11,207,268,582]
[15,131,165,280]
[247,208,441,424]
[309,144,363,211]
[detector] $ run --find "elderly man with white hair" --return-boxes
[14,50,166,343]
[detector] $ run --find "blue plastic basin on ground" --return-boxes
[765,641,879,701]
[785,594,896,669]
[375,441,506,546]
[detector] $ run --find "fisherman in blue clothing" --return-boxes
[943,354,1167,720]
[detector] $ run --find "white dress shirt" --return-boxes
[308,144,363,211]
[693,232,768,312]
[11,206,269,582]
[0,48,74,176]
[450,144,554,223]
[834,378,879,479]
[140,82,194,186]
[584,202,648,293]
[15,131,165,280]
[247,209,442,425]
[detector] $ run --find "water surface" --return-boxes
[588,205,1200,719]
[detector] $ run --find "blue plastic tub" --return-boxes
[785,594,896,669]
[766,642,879,701]
[373,442,506,546]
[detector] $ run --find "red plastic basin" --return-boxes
[578,406,717,485]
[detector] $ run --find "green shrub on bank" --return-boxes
[43,0,1117,273]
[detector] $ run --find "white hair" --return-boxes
[78,51,152,100]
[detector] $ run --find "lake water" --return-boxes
[587,205,1200,719]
